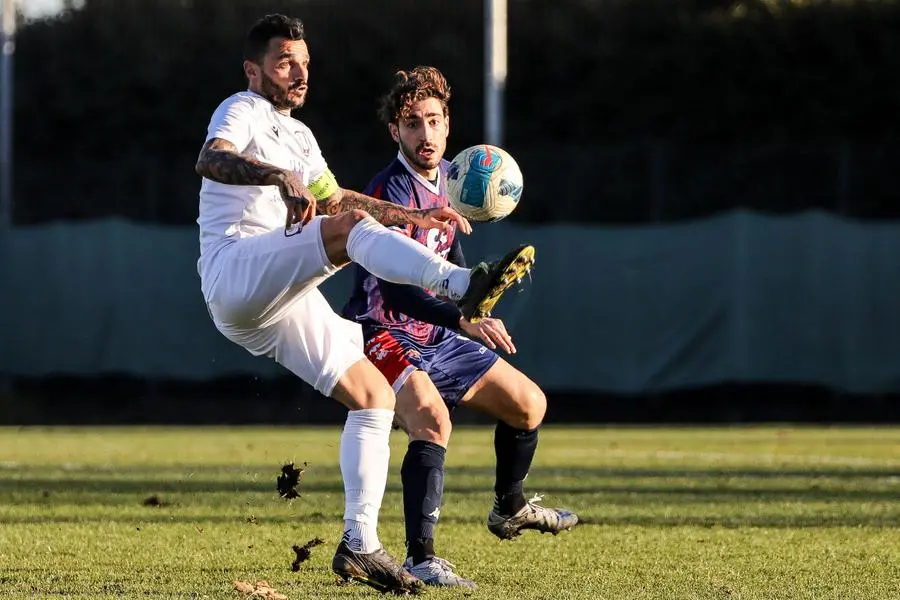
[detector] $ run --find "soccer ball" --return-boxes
[446,144,523,222]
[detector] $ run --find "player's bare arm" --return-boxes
[195,138,280,185]
[321,188,472,235]
[195,138,316,226]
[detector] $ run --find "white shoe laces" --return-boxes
[430,557,457,573]
[410,556,458,578]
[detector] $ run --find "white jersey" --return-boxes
[197,90,329,259]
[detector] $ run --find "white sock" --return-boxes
[346,216,471,299]
[340,407,394,553]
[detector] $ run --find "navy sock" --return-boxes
[493,421,538,516]
[401,440,446,564]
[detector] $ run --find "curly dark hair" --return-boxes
[377,66,451,126]
[243,14,305,64]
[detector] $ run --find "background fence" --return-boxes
[3,0,900,424]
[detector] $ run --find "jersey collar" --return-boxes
[245,89,291,116]
[396,151,441,195]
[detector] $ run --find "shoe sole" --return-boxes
[333,565,423,595]
[422,580,478,589]
[409,569,477,590]
[488,514,580,540]
[470,245,536,323]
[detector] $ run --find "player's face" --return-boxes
[246,38,310,111]
[391,97,449,178]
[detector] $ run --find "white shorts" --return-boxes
[200,217,365,396]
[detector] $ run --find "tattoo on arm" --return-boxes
[320,188,426,226]
[194,138,282,186]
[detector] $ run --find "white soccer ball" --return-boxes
[446,144,523,222]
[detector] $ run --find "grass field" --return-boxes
[0,425,898,599]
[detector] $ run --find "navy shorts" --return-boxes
[363,326,499,409]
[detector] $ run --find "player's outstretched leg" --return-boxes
[461,359,580,540]
[456,243,535,322]
[323,211,535,321]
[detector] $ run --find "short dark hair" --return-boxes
[378,66,451,126]
[243,14,305,64]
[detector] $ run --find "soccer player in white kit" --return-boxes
[194,14,535,595]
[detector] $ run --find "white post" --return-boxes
[484,0,507,147]
[0,0,14,230]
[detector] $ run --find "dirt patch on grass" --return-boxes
[142,495,170,507]
[233,580,287,599]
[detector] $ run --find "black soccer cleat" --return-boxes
[457,244,535,322]
[331,541,424,595]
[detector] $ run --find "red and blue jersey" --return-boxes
[342,153,466,344]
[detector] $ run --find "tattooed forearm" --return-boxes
[195,138,283,186]
[320,188,426,226]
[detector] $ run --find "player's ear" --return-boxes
[389,123,400,143]
[243,60,260,81]
[445,114,450,136]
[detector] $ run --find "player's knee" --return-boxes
[346,208,370,223]
[355,378,396,410]
[525,387,548,430]
[337,209,370,235]
[425,404,453,446]
[321,209,372,265]
[511,385,546,431]
[401,398,452,447]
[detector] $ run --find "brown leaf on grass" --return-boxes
[276,462,307,499]
[291,537,325,571]
[233,580,287,599]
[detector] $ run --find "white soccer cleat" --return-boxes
[403,556,477,589]
[487,494,580,540]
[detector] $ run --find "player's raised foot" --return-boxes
[403,556,477,590]
[486,494,580,540]
[457,244,535,322]
[331,541,425,595]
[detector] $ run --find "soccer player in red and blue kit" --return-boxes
[342,66,579,589]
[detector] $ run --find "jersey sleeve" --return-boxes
[205,95,254,152]
[303,130,330,186]
[378,281,462,330]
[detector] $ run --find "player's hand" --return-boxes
[269,170,317,230]
[459,316,516,354]
[411,206,472,235]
